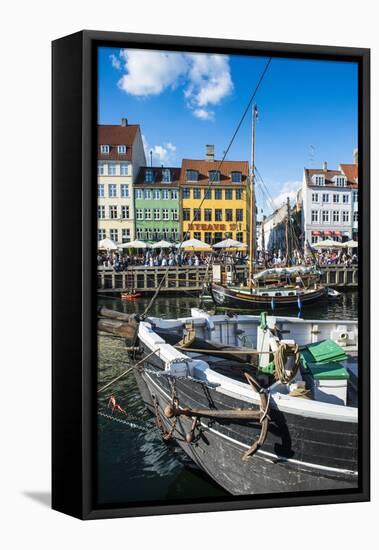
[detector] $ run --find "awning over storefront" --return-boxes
[312,231,321,236]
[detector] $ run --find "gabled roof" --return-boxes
[304,165,358,188]
[98,124,140,161]
[135,166,181,188]
[179,159,249,185]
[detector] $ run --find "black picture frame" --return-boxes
[52,30,370,520]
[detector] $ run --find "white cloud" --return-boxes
[142,135,177,166]
[270,180,302,210]
[193,108,214,120]
[110,54,121,70]
[111,49,233,119]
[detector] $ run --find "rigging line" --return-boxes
[141,57,273,319]
[186,57,273,228]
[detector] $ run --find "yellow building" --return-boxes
[97,119,146,245]
[180,147,251,246]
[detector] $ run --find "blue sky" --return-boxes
[98,47,358,214]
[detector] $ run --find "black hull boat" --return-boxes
[210,282,327,309]
[131,309,358,495]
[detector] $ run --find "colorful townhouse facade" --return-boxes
[179,146,251,246]
[301,160,358,246]
[134,167,181,242]
[97,118,146,244]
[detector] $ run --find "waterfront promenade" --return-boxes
[97,264,358,293]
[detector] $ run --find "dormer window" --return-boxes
[231,171,242,183]
[334,176,347,187]
[186,170,198,182]
[100,144,110,154]
[162,169,171,183]
[312,175,325,186]
[144,169,154,183]
[209,170,220,183]
[117,145,126,154]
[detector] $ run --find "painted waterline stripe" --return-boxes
[144,372,357,478]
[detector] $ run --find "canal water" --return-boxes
[97,292,358,507]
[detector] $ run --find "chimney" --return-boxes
[322,161,328,172]
[205,144,215,162]
[121,118,128,127]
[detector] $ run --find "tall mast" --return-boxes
[285,196,291,265]
[248,104,256,287]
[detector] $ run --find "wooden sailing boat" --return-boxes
[210,105,328,310]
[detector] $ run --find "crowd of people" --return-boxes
[97,248,357,272]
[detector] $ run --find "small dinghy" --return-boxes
[121,291,142,301]
[131,308,358,495]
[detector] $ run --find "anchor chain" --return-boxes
[152,378,178,442]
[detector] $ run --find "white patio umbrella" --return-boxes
[179,238,212,250]
[98,238,117,250]
[213,238,247,249]
[151,240,175,249]
[313,239,345,249]
[119,239,150,249]
[343,240,358,248]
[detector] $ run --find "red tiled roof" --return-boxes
[305,166,358,188]
[98,124,139,161]
[179,159,249,185]
[340,164,358,184]
[135,167,181,188]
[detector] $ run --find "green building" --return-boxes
[134,167,181,243]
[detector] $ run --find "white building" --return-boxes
[97,118,146,244]
[301,161,358,247]
[256,204,287,253]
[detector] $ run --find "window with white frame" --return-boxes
[136,230,143,240]
[171,189,178,200]
[353,211,358,222]
[312,193,319,202]
[311,235,319,244]
[109,229,118,243]
[153,189,160,200]
[342,194,349,204]
[322,210,330,223]
[120,163,129,176]
[109,205,118,219]
[100,145,109,154]
[110,229,118,242]
[209,170,220,182]
[97,205,105,219]
[353,190,358,202]
[313,175,325,185]
[117,145,126,154]
[135,189,143,199]
[333,210,340,223]
[186,170,198,182]
[120,184,129,197]
[97,184,104,197]
[145,169,154,183]
[162,189,169,200]
[98,229,106,241]
[144,189,152,200]
[333,194,340,203]
[108,184,117,197]
[322,193,329,203]
[335,176,346,187]
[154,209,160,220]
[122,228,130,242]
[98,162,105,175]
[231,171,242,183]
[162,169,171,183]
[136,209,143,220]
[162,209,169,220]
[108,163,117,176]
[145,209,152,220]
[342,211,350,223]
[311,210,319,223]
[121,205,129,219]
[172,209,178,221]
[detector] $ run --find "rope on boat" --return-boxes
[97,349,158,393]
[273,342,301,384]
